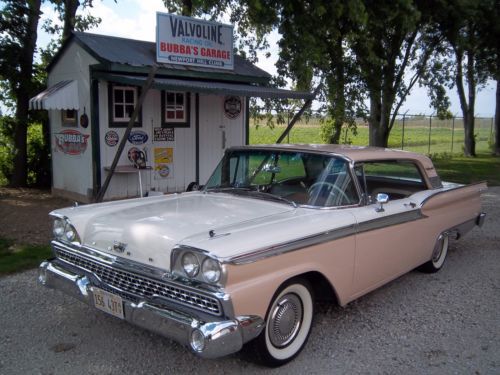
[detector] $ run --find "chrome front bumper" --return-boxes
[38,260,264,359]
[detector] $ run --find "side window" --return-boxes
[108,84,141,127]
[162,91,190,128]
[362,160,427,200]
[61,109,77,127]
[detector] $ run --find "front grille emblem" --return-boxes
[112,241,127,253]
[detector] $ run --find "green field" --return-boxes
[249,119,494,156]
[249,118,499,186]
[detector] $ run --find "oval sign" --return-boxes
[128,130,148,145]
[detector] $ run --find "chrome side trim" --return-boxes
[357,209,425,234]
[420,181,487,207]
[227,224,356,264]
[227,209,425,265]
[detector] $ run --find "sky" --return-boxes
[36,0,496,117]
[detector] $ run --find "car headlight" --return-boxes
[53,218,65,239]
[202,257,221,283]
[181,252,200,277]
[52,217,81,245]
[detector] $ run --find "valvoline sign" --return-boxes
[54,129,89,155]
[156,12,234,70]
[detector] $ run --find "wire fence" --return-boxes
[250,113,496,156]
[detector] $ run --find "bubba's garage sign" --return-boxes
[156,12,234,70]
[55,129,89,155]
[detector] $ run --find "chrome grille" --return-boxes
[54,247,222,316]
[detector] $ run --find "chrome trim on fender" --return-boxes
[420,181,487,207]
[227,209,425,265]
[357,209,425,234]
[228,224,356,265]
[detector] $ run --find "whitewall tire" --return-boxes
[250,279,314,367]
[419,234,449,273]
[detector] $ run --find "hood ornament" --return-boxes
[112,241,127,253]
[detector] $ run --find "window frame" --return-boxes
[61,109,78,127]
[161,91,191,128]
[108,83,142,128]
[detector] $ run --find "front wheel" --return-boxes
[250,279,314,367]
[419,234,449,273]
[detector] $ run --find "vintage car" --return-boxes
[39,144,486,366]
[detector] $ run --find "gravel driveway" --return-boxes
[1,188,499,374]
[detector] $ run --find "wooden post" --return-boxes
[95,65,158,202]
[276,84,322,144]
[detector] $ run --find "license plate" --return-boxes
[92,287,124,319]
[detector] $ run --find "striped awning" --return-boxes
[96,73,314,100]
[29,80,79,110]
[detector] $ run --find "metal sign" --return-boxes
[128,130,148,145]
[224,96,242,119]
[156,12,234,70]
[54,129,89,155]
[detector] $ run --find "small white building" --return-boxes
[30,27,311,202]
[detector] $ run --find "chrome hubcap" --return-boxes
[268,293,302,348]
[432,235,445,264]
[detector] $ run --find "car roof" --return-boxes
[229,144,439,178]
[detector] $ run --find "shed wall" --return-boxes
[48,42,98,201]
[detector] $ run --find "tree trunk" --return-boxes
[10,0,42,187]
[62,0,80,41]
[327,37,346,144]
[368,95,390,147]
[494,79,500,156]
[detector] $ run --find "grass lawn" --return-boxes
[250,123,499,186]
[0,237,52,276]
[432,154,500,186]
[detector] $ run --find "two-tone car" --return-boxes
[39,144,486,366]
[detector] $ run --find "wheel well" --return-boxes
[292,271,339,305]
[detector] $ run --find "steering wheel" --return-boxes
[308,181,350,205]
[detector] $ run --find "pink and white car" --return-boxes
[39,145,486,366]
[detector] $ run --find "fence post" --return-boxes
[428,115,432,154]
[401,114,406,150]
[287,112,290,144]
[491,117,494,145]
[451,116,455,154]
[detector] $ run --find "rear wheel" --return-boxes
[419,234,449,273]
[250,279,314,367]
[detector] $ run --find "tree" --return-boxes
[269,1,366,144]
[0,0,42,187]
[349,0,440,147]
[426,0,492,157]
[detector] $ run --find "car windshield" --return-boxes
[204,149,359,208]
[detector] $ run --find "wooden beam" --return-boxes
[276,83,323,144]
[95,65,158,202]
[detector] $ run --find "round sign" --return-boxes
[105,130,119,147]
[224,96,242,119]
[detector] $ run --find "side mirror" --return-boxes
[375,193,389,212]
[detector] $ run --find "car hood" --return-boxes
[51,192,295,270]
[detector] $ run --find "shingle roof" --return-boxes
[49,32,271,83]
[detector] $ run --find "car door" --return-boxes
[350,160,435,299]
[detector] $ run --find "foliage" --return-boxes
[0,237,52,275]
[423,0,496,157]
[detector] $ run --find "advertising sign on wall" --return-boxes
[54,129,89,155]
[156,12,234,70]
[154,147,174,178]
